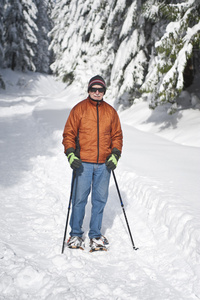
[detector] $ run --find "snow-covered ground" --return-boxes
[0,69,200,300]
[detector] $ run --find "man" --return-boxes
[62,75,123,251]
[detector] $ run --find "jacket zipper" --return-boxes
[96,102,99,163]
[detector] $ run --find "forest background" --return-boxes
[0,0,200,114]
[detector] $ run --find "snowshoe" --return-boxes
[66,236,85,250]
[89,235,109,252]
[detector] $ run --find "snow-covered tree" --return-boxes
[49,0,74,79]
[0,0,5,67]
[109,0,148,107]
[49,0,154,103]
[141,0,200,113]
[34,0,54,73]
[49,0,146,92]
[50,0,200,113]
[0,0,5,89]
[4,0,38,71]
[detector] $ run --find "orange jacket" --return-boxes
[62,97,123,163]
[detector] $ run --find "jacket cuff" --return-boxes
[112,148,121,160]
[65,147,75,156]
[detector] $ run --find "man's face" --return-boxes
[89,85,104,101]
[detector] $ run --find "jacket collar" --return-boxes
[88,96,103,106]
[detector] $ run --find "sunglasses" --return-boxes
[90,87,105,93]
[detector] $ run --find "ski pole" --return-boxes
[61,171,76,254]
[112,170,138,251]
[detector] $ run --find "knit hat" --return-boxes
[88,75,106,93]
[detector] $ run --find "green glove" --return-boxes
[66,148,82,170]
[105,148,121,170]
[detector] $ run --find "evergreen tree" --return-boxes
[4,0,38,71]
[49,0,200,113]
[49,0,72,79]
[0,0,5,89]
[49,0,149,102]
[141,0,200,113]
[34,0,54,73]
[0,0,5,67]
[108,0,148,107]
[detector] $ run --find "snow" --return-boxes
[0,69,200,299]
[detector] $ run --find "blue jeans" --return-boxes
[70,162,111,239]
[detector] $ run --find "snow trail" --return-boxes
[0,71,199,299]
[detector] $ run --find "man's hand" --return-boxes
[66,148,82,170]
[105,148,121,170]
